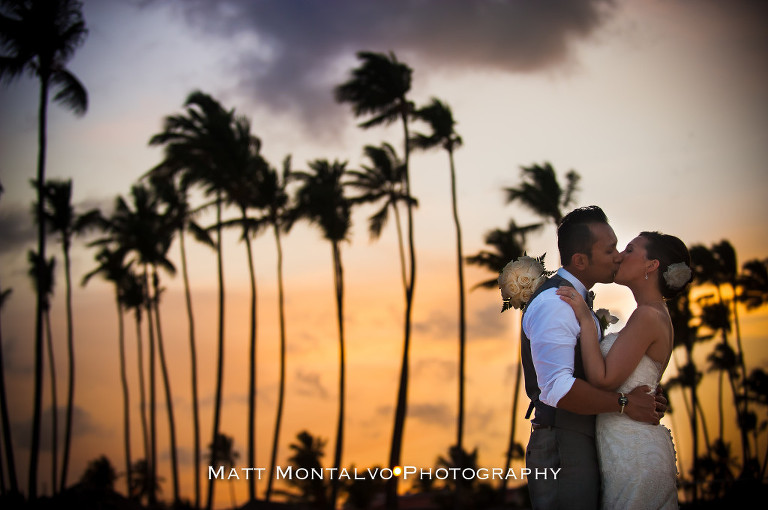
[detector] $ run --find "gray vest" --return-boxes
[521,274,596,437]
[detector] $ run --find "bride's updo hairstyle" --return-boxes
[639,231,693,299]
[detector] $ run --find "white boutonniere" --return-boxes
[595,308,619,333]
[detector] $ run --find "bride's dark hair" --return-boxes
[639,231,692,299]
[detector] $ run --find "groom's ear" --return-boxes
[572,252,589,270]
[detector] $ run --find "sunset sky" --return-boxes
[1,0,767,507]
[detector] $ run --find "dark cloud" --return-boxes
[0,202,35,256]
[141,0,616,132]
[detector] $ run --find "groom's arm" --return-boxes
[557,380,660,424]
[525,291,659,425]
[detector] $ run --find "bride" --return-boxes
[556,231,692,510]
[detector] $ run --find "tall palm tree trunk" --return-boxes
[207,196,226,510]
[388,109,416,510]
[447,149,466,454]
[0,292,19,494]
[134,311,150,469]
[447,149,466,510]
[152,268,180,504]
[115,293,132,498]
[143,267,158,506]
[179,230,201,508]
[60,242,75,491]
[500,347,523,498]
[330,241,346,510]
[44,309,57,495]
[266,225,287,501]
[29,75,51,500]
[391,204,408,294]
[244,218,259,502]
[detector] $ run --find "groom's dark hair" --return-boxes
[557,205,609,266]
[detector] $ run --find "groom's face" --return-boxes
[586,223,622,284]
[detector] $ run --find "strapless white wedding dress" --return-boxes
[596,333,679,509]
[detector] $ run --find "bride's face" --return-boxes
[615,236,651,285]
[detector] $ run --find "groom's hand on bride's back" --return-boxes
[625,385,661,425]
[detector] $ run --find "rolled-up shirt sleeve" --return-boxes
[522,288,582,407]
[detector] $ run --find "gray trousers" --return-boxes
[525,426,600,510]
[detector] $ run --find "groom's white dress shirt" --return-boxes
[522,267,600,408]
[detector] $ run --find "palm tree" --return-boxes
[121,271,150,471]
[94,185,178,505]
[504,162,580,225]
[41,178,99,491]
[277,431,328,507]
[738,258,768,311]
[335,51,415,509]
[27,250,57,495]
[465,220,542,499]
[82,245,134,497]
[207,433,239,509]
[148,90,248,510]
[149,174,213,508]
[690,242,752,467]
[0,284,18,496]
[216,141,268,502]
[411,97,470,455]
[289,158,352,510]
[667,290,707,503]
[263,156,293,502]
[129,458,162,505]
[346,143,414,294]
[0,2,87,495]
[79,455,117,492]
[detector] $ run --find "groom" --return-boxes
[521,206,662,510]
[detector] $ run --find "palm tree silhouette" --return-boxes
[95,184,179,505]
[466,220,542,499]
[216,138,269,502]
[504,162,580,225]
[0,284,18,496]
[121,271,151,474]
[335,51,415,509]
[690,242,752,468]
[149,174,213,508]
[278,431,329,507]
[41,178,100,492]
[411,97,470,455]
[288,158,352,510]
[207,433,240,510]
[129,458,163,505]
[0,1,88,496]
[27,250,58,495]
[82,245,134,497]
[149,90,247,510]
[347,143,414,293]
[738,259,768,311]
[263,156,293,502]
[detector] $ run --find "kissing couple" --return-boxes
[501,205,691,510]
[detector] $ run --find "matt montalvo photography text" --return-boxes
[208,465,562,481]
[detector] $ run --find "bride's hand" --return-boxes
[556,286,592,323]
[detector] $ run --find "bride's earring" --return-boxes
[645,272,648,280]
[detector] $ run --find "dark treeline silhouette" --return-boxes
[1,4,767,509]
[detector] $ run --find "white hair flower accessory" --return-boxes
[663,262,692,290]
[498,254,553,312]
